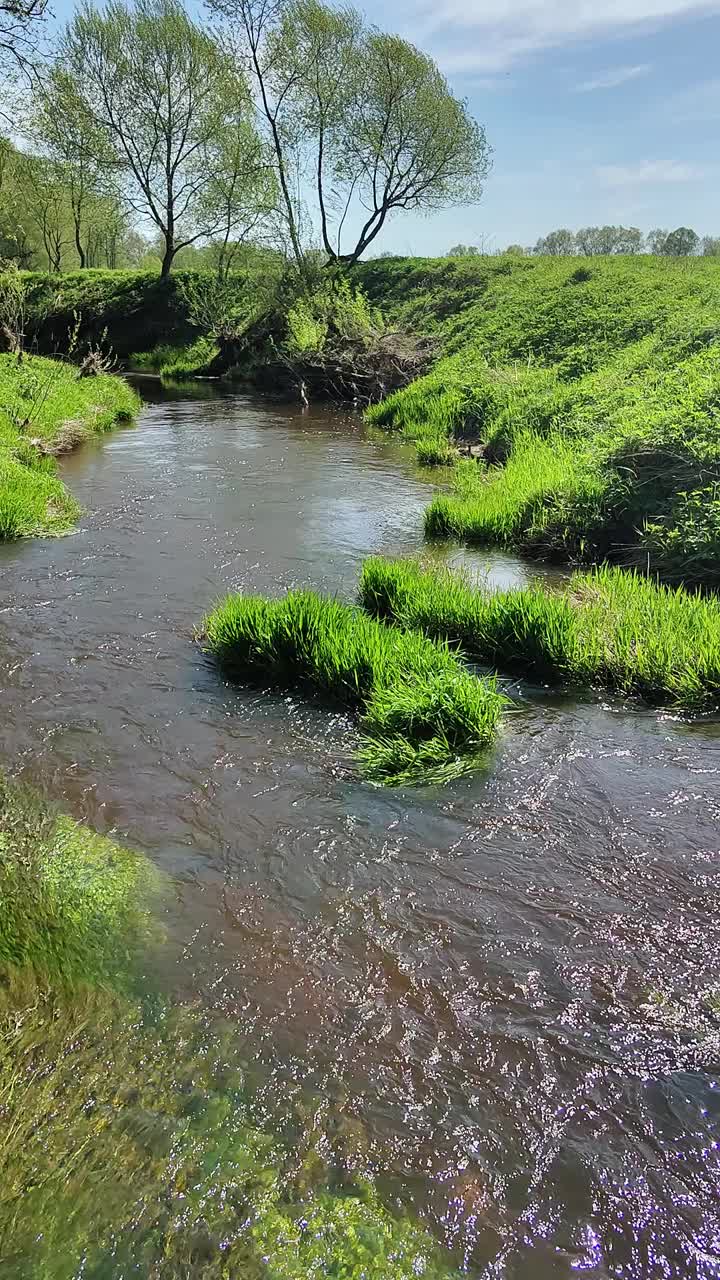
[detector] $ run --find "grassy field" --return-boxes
[359,256,720,584]
[0,353,139,538]
[202,588,506,784]
[360,556,720,705]
[0,777,461,1278]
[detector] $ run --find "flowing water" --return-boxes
[1,380,720,1277]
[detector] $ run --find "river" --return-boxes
[1,380,720,1277]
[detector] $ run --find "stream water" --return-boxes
[1,380,720,1277]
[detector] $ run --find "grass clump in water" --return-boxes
[0,352,139,539]
[359,557,720,707]
[202,589,506,784]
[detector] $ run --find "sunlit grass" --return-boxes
[0,353,139,539]
[359,557,720,706]
[202,589,506,784]
[131,335,218,379]
[424,433,599,548]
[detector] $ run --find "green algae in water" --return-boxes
[0,982,460,1280]
[0,780,460,1278]
[0,777,162,989]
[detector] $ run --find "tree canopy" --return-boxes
[59,0,266,276]
[209,0,490,270]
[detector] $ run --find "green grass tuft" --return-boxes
[131,335,219,379]
[202,589,506,784]
[359,557,720,706]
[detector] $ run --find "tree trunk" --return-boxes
[160,236,175,279]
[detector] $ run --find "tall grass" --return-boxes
[202,589,506,784]
[0,353,140,539]
[359,256,720,582]
[359,557,720,706]
[130,335,218,379]
[424,433,599,547]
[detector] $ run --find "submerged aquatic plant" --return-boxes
[359,557,720,706]
[0,976,461,1280]
[0,776,161,989]
[202,589,506,784]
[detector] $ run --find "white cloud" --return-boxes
[406,0,720,72]
[595,159,707,185]
[574,63,651,91]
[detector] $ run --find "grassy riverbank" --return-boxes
[203,589,505,784]
[0,777,461,1278]
[360,557,720,706]
[16,256,720,582]
[0,353,139,538]
[360,256,720,584]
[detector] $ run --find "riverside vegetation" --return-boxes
[360,557,720,706]
[0,350,139,538]
[202,589,505,784]
[361,254,720,586]
[0,776,463,1279]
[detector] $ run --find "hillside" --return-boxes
[359,256,720,584]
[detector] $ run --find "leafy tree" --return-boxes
[446,244,480,256]
[210,0,490,268]
[17,153,71,270]
[31,68,122,268]
[575,225,644,255]
[196,109,277,280]
[0,136,37,264]
[60,0,267,277]
[662,226,699,257]
[534,229,576,255]
[647,227,669,254]
[503,244,525,256]
[701,235,720,256]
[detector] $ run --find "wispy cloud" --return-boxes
[575,64,651,91]
[595,159,707,186]
[407,0,720,73]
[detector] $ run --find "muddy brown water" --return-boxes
[1,380,720,1277]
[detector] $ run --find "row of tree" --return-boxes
[0,0,491,278]
[533,226,713,257]
[446,227,720,259]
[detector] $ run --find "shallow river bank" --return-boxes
[1,380,720,1277]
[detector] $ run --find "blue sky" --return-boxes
[50,0,720,254]
[354,0,720,253]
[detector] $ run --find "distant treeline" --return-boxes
[446,226,720,258]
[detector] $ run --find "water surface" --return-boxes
[1,383,719,1277]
